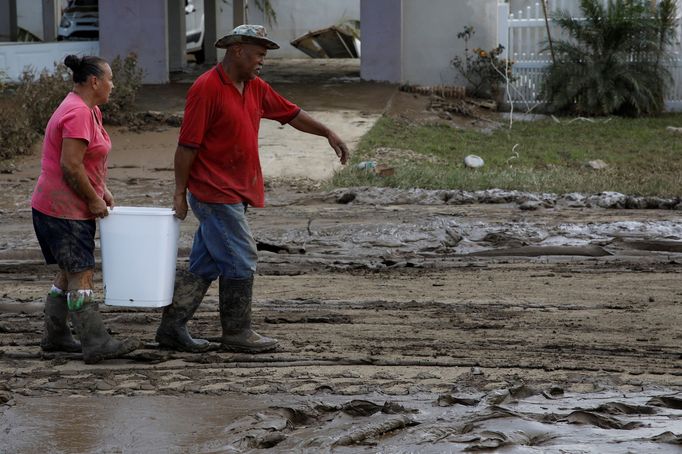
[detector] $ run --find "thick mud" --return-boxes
[2,189,681,451]
[1,61,681,451]
[3,391,682,452]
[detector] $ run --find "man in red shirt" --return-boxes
[156,25,349,353]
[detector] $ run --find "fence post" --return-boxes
[498,1,510,58]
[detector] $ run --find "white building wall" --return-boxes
[402,0,498,86]
[243,0,360,59]
[360,0,499,85]
[0,40,99,81]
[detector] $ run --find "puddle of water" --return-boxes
[2,390,680,453]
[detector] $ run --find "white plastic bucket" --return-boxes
[98,206,180,308]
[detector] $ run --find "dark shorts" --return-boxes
[32,208,96,273]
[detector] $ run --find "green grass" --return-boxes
[330,114,682,197]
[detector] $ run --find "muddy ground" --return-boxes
[1,60,681,453]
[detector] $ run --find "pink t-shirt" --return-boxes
[31,92,111,220]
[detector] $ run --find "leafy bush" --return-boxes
[0,54,144,161]
[15,53,144,133]
[542,0,679,116]
[0,69,7,91]
[16,64,71,134]
[101,53,145,124]
[451,25,515,100]
[0,94,38,160]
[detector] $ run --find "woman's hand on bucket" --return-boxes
[174,192,188,220]
[89,197,109,218]
[103,187,115,209]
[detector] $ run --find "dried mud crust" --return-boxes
[1,191,681,451]
[1,238,681,397]
[2,181,682,396]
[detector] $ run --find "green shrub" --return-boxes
[101,53,145,124]
[0,54,145,161]
[0,94,38,160]
[15,53,144,133]
[542,0,679,116]
[0,69,7,91]
[16,64,71,134]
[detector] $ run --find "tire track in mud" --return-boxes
[1,259,681,399]
[1,197,681,453]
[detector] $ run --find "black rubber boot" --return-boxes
[41,293,81,353]
[155,268,212,352]
[69,300,140,364]
[219,276,278,353]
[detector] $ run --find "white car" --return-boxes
[185,0,205,63]
[58,0,206,63]
[57,0,98,41]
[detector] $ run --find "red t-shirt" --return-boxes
[31,92,111,220]
[178,64,300,207]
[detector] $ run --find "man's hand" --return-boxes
[174,192,189,220]
[289,110,350,164]
[328,131,349,165]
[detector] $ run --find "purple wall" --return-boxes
[99,0,169,84]
[360,0,402,83]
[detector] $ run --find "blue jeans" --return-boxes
[187,193,258,281]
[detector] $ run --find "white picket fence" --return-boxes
[497,0,682,111]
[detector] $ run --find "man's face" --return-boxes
[235,43,268,81]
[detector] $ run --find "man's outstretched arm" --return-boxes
[288,110,349,165]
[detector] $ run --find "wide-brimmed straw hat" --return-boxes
[215,24,280,50]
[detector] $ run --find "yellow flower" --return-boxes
[479,50,488,58]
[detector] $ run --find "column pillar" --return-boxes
[233,0,244,27]
[168,0,186,71]
[204,0,218,63]
[42,0,57,41]
[0,0,11,41]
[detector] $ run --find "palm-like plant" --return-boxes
[541,0,678,116]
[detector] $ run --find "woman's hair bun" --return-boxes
[64,54,106,84]
[64,54,82,71]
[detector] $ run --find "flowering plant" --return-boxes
[451,26,515,100]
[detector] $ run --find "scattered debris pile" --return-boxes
[430,96,499,119]
[291,21,360,58]
[399,84,466,99]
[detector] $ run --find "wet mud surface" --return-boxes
[2,188,681,452]
[3,391,682,452]
[1,62,681,451]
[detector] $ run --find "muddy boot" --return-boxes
[155,268,211,352]
[69,297,140,364]
[219,276,278,353]
[41,289,81,353]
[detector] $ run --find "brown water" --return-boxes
[2,390,681,453]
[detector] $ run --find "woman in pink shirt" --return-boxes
[31,54,139,364]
